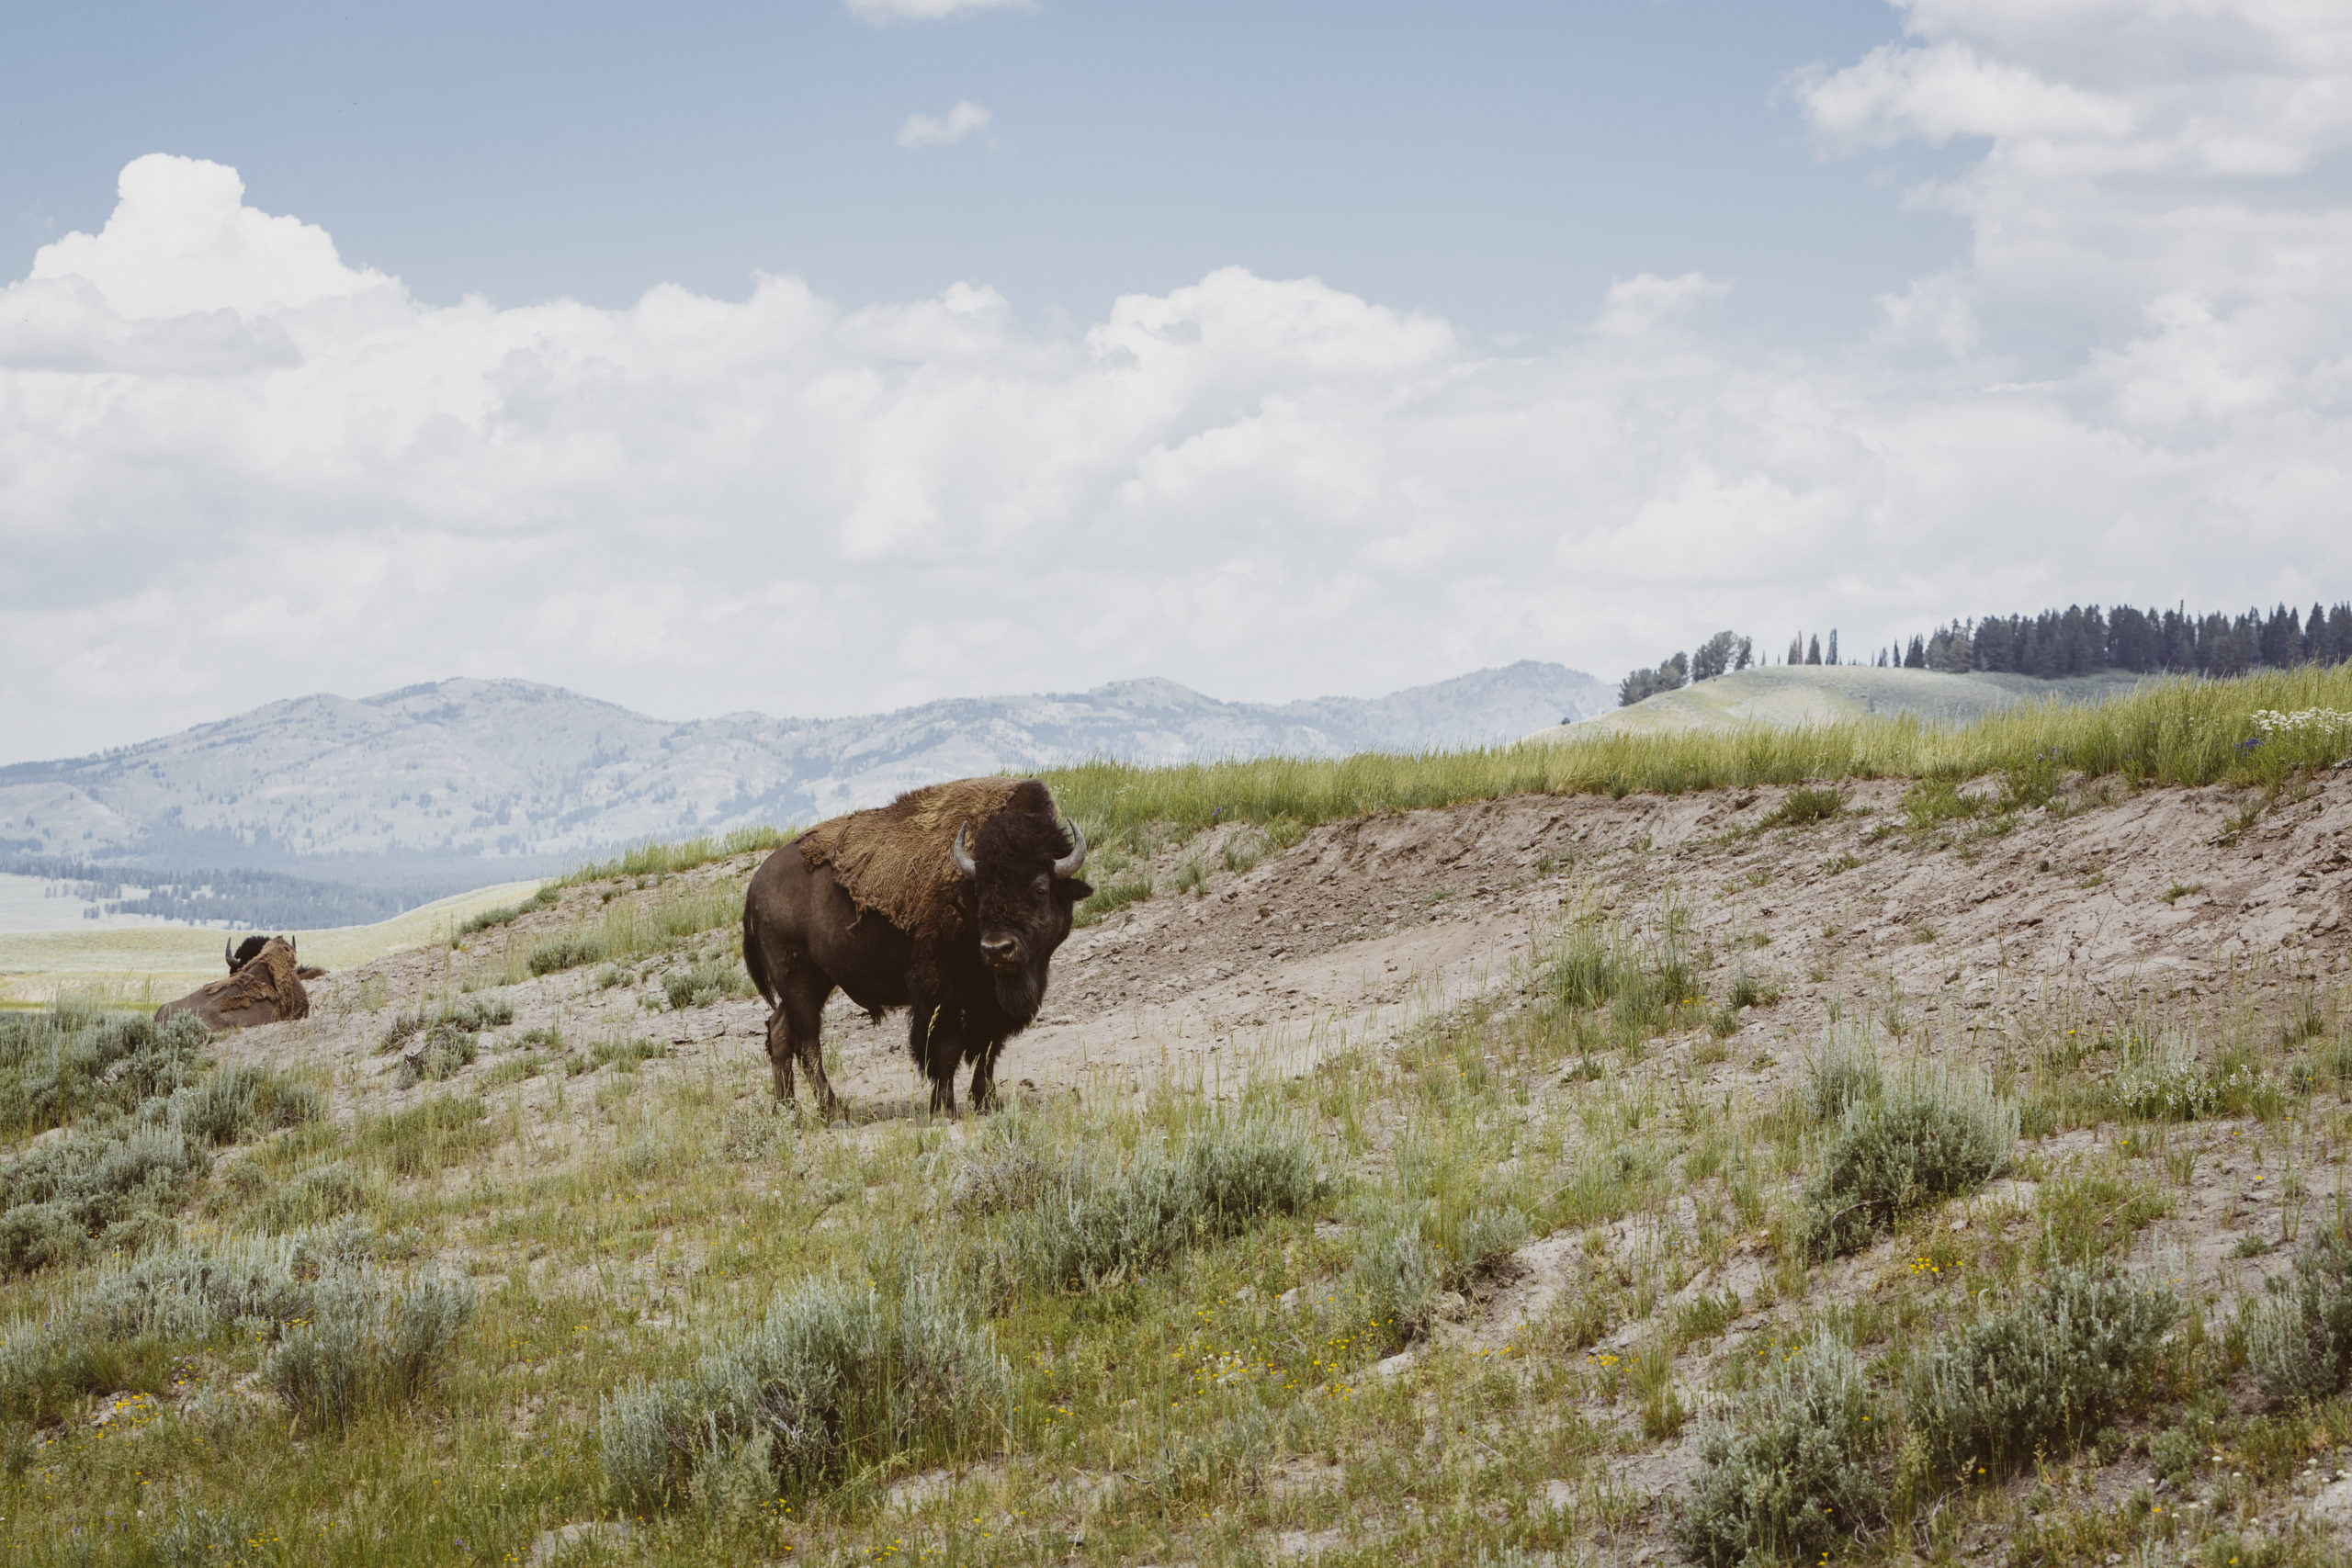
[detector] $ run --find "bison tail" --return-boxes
[741,904,779,1010]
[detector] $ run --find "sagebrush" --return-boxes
[1905,1266,2179,1479]
[1805,1066,2015,1257]
[2245,1224,2352,1403]
[601,1270,1005,1506]
[1679,1329,1884,1567]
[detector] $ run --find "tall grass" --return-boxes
[526,880,747,976]
[1043,666,2352,844]
[0,1232,470,1427]
[0,1006,321,1276]
[559,824,797,888]
[0,1006,211,1137]
[980,1113,1322,1296]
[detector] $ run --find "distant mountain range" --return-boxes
[0,662,1608,924]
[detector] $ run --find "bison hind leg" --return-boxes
[763,1008,797,1107]
[797,1034,841,1122]
[769,973,842,1122]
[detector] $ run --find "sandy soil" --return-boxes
[209,766,2352,1156]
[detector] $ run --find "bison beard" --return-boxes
[742,777,1089,1118]
[989,963,1043,1026]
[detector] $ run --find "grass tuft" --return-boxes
[985,1113,1321,1296]
[528,932,607,976]
[1762,785,1847,828]
[662,959,755,1010]
[456,884,559,938]
[1802,1024,1884,1126]
[353,1096,498,1179]
[1349,1204,1530,1350]
[2110,1038,2267,1122]
[167,1060,324,1145]
[1541,916,1698,1048]
[559,825,795,888]
[1075,873,1154,927]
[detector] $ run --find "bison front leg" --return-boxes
[912,1001,965,1117]
[967,1038,1007,1112]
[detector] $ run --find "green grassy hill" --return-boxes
[1526,665,2148,739]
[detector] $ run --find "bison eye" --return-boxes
[1034,874,1050,895]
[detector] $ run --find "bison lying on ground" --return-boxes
[742,777,1091,1117]
[226,933,326,981]
[156,935,312,1030]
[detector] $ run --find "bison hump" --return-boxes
[160,937,311,1029]
[797,777,1041,941]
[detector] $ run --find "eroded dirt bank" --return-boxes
[289,771,2345,1103]
[194,768,2352,1560]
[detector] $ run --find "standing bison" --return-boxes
[742,777,1091,1117]
[156,935,312,1030]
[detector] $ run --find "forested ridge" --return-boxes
[0,854,408,930]
[1890,601,2352,678]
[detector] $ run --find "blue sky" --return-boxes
[2,1,2349,761]
[5,3,1957,348]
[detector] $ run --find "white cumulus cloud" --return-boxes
[1791,41,2135,150]
[898,100,994,149]
[848,0,1034,25]
[5,0,2352,762]
[1591,272,1731,337]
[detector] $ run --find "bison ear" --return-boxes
[1057,877,1093,902]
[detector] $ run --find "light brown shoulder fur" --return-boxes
[797,777,1028,941]
[160,938,311,1029]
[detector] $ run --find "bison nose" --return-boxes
[980,935,1018,967]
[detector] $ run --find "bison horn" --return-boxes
[224,937,236,970]
[951,823,978,879]
[1053,818,1087,878]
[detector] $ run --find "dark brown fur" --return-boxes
[744,779,1091,1117]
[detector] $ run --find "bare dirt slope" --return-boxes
[207,766,2352,1162]
[1001,764,2351,1121]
